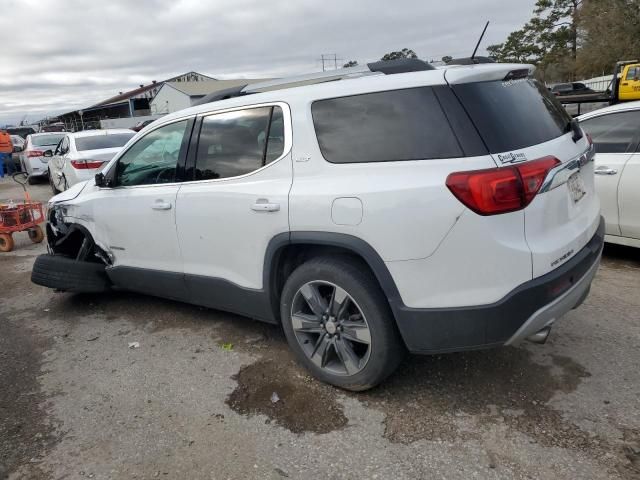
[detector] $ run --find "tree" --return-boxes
[441,55,453,63]
[576,0,640,77]
[380,48,418,61]
[343,60,359,68]
[487,0,583,80]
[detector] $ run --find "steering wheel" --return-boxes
[154,168,174,184]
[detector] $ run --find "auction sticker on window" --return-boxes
[567,172,586,203]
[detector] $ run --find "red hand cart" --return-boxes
[0,173,45,252]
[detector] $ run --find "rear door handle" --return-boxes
[251,199,280,212]
[151,201,172,210]
[594,167,618,175]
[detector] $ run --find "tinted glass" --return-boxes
[32,134,65,147]
[580,111,640,154]
[115,120,188,187]
[312,87,462,163]
[75,133,134,151]
[454,79,572,153]
[195,106,283,180]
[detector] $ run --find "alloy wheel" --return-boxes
[290,281,372,376]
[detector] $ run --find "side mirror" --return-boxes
[95,172,111,188]
[43,150,53,157]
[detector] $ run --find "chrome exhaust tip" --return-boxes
[527,327,551,344]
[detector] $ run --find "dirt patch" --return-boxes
[358,348,592,446]
[0,316,58,479]
[226,359,348,434]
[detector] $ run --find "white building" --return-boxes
[150,79,269,115]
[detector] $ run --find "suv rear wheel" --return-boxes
[280,256,404,391]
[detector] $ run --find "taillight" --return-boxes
[586,133,593,146]
[446,156,561,215]
[70,159,105,169]
[27,150,44,157]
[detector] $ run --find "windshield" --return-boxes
[32,134,65,147]
[453,78,572,153]
[75,133,135,151]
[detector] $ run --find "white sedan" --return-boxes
[579,101,640,248]
[46,129,135,193]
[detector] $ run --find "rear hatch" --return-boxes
[446,65,600,278]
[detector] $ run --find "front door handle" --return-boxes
[251,199,280,212]
[151,201,172,210]
[594,167,618,175]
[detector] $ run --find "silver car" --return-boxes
[20,133,66,183]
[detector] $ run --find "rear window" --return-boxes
[75,133,134,151]
[32,134,65,147]
[453,79,571,153]
[311,87,463,163]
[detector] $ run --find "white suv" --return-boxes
[32,59,604,391]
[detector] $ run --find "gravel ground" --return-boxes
[1,177,639,479]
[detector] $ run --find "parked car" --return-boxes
[6,126,37,138]
[32,60,603,390]
[10,135,24,152]
[131,119,156,132]
[41,123,66,133]
[551,82,596,96]
[19,133,66,183]
[578,101,640,248]
[46,129,135,193]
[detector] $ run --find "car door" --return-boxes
[51,136,69,190]
[93,118,194,300]
[619,66,640,101]
[619,147,640,240]
[580,110,640,236]
[175,104,292,319]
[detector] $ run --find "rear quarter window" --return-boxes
[453,79,571,153]
[311,87,463,163]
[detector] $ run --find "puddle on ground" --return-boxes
[0,314,59,479]
[226,358,348,434]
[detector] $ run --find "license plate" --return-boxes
[567,172,586,203]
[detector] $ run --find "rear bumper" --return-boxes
[393,216,605,354]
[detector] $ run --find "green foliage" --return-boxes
[487,0,581,80]
[342,60,359,68]
[381,49,418,61]
[577,0,640,77]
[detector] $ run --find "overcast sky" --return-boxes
[0,0,534,125]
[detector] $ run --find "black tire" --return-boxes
[27,175,37,185]
[31,254,110,293]
[280,256,404,391]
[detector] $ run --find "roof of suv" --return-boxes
[150,62,533,131]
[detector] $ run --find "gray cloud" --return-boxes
[0,0,534,125]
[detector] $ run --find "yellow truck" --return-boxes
[617,61,640,101]
[555,60,640,115]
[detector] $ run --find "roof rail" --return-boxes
[193,59,436,106]
[242,58,435,94]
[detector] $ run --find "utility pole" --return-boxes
[318,54,343,71]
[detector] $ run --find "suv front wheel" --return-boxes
[280,256,404,391]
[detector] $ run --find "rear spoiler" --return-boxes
[444,63,535,85]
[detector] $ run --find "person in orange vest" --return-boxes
[0,129,14,178]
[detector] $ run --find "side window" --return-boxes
[580,111,640,154]
[625,67,640,81]
[54,139,63,155]
[115,120,188,187]
[195,106,285,181]
[311,87,463,163]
